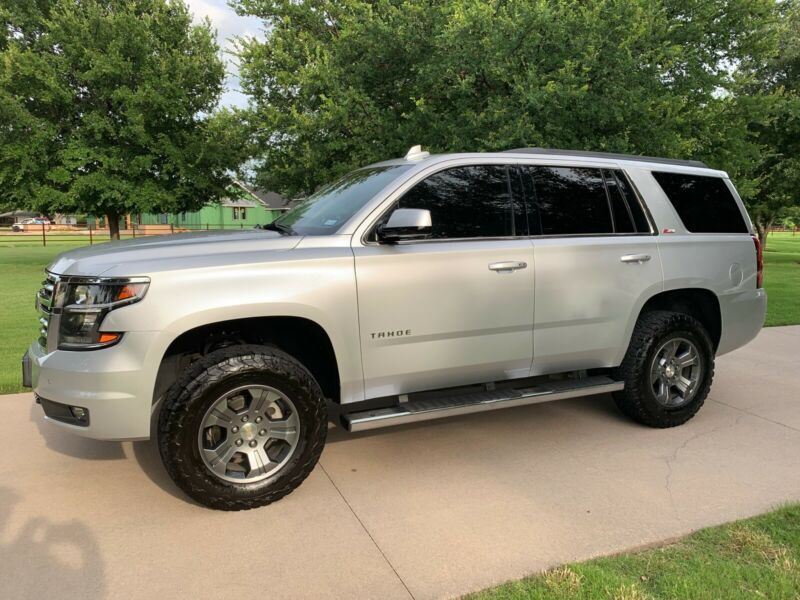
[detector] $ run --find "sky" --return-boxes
[184,0,264,109]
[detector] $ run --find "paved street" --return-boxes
[1,326,799,600]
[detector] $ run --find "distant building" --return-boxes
[0,210,39,226]
[91,182,290,232]
[52,214,78,225]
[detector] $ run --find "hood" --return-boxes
[48,229,303,277]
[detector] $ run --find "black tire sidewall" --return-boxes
[616,311,715,427]
[158,346,327,509]
[635,325,713,420]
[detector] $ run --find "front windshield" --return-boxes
[274,165,411,236]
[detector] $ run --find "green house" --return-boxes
[90,182,289,232]
[136,182,288,231]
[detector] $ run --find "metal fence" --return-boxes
[0,222,263,247]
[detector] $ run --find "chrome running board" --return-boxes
[342,375,624,432]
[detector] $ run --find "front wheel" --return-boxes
[158,345,327,510]
[613,310,714,428]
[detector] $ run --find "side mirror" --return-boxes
[377,208,432,243]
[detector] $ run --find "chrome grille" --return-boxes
[37,272,58,350]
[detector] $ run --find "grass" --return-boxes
[763,233,800,326]
[0,232,798,394]
[469,503,800,599]
[0,242,85,393]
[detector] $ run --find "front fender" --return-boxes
[99,254,365,404]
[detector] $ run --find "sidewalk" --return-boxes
[1,326,799,599]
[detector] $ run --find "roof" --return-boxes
[234,181,290,210]
[0,210,38,218]
[504,148,709,169]
[254,191,290,210]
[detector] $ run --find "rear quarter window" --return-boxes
[652,172,748,233]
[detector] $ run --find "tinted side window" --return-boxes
[530,167,613,235]
[652,172,748,233]
[397,165,523,238]
[603,170,635,233]
[612,170,651,232]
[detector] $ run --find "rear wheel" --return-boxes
[158,344,327,510]
[613,310,714,428]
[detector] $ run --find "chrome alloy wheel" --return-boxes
[198,385,301,484]
[649,337,702,408]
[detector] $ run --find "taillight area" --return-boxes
[752,235,764,288]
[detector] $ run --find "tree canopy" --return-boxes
[234,0,798,244]
[736,0,800,244]
[233,0,767,188]
[0,0,248,238]
[2,0,797,243]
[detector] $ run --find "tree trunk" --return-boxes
[755,219,772,252]
[106,210,120,240]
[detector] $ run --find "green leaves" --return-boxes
[2,0,797,235]
[234,0,794,200]
[0,0,245,234]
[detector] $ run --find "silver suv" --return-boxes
[22,147,767,510]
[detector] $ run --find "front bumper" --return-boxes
[25,332,162,440]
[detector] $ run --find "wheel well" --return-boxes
[639,289,721,350]
[153,317,340,404]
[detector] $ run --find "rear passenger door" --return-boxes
[519,165,663,375]
[352,164,535,399]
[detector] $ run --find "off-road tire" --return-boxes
[158,344,327,510]
[613,310,714,428]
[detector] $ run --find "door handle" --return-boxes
[488,261,527,272]
[620,254,651,264]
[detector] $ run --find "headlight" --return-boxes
[51,277,149,350]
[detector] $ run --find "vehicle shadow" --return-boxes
[29,402,200,507]
[131,439,204,507]
[0,486,106,599]
[28,403,126,460]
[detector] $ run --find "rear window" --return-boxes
[652,172,748,233]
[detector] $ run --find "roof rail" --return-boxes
[504,147,708,169]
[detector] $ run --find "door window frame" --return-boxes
[516,164,657,238]
[353,157,658,245]
[609,169,656,235]
[360,162,529,245]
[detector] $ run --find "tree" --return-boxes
[233,0,776,197]
[735,0,800,249]
[0,0,248,239]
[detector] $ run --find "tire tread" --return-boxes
[613,310,714,428]
[158,344,327,511]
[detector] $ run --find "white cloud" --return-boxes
[183,0,265,108]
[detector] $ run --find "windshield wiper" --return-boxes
[262,221,295,236]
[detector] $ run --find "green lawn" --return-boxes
[763,233,800,326]
[0,232,798,394]
[0,241,85,393]
[470,503,800,600]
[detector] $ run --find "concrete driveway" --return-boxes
[1,326,799,600]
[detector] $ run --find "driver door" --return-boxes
[351,163,536,399]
